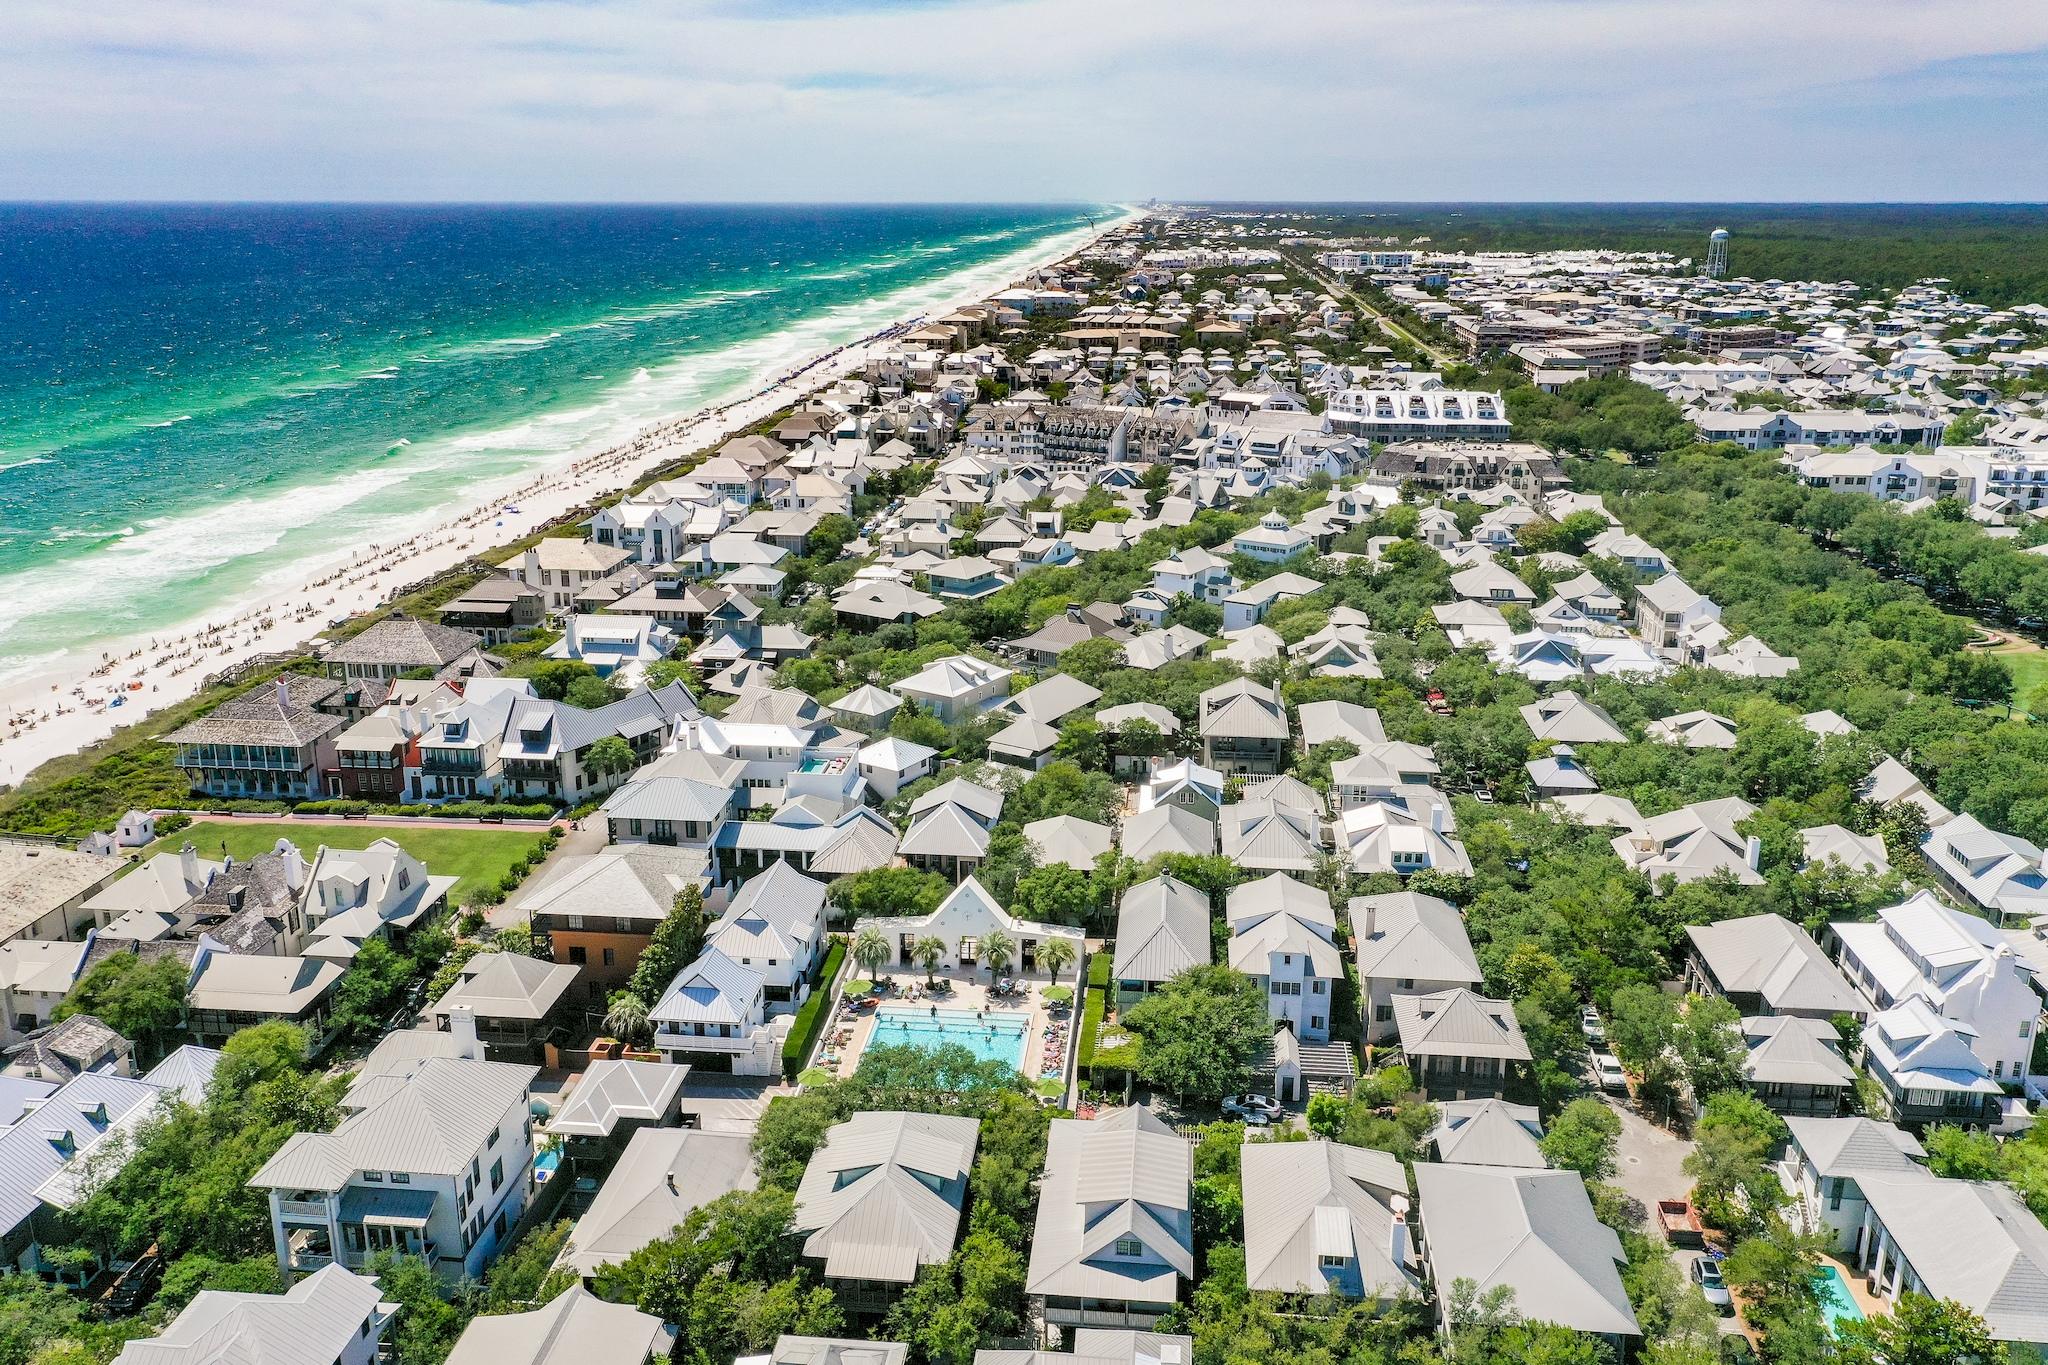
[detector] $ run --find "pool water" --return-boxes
[533,1148,562,1184]
[1814,1264,1864,1336]
[867,1006,1029,1071]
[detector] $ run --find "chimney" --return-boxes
[665,1171,678,1195]
[1361,901,1377,943]
[1429,803,1445,834]
[1389,1194,1412,1268]
[565,614,581,656]
[522,546,540,583]
[274,677,290,708]
[448,1004,481,1060]
[277,838,307,892]
[179,842,200,889]
[1744,834,1763,872]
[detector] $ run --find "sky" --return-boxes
[5,0,2048,202]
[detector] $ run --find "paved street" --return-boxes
[1604,1095,1745,1336]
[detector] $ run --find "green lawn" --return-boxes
[138,820,545,898]
[1992,647,2048,717]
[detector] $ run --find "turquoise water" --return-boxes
[0,204,1105,681]
[1814,1264,1864,1336]
[868,1005,1028,1070]
[533,1148,562,1183]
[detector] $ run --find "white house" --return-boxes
[250,1026,536,1281]
[1225,874,1342,1042]
[1830,890,2039,1083]
[1027,1106,1193,1331]
[112,1263,396,1365]
[1915,814,2048,927]
[704,860,826,1011]
[1778,1116,1927,1254]
[1352,892,1483,1045]
[849,877,1083,981]
[649,947,784,1075]
[890,654,1013,724]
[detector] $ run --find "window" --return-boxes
[490,1157,505,1192]
[567,946,588,965]
[363,1171,384,1183]
[602,948,616,967]
[487,1127,499,1149]
[1114,1237,1144,1258]
[392,1172,411,1185]
[1319,1253,1347,1269]
[1311,980,1326,995]
[1375,1005,1394,1023]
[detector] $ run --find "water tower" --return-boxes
[1705,227,1730,279]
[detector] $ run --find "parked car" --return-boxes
[1593,1052,1628,1093]
[1222,1094,1281,1124]
[1691,1254,1733,1312]
[1580,1006,1605,1042]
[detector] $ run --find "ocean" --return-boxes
[0,202,1103,682]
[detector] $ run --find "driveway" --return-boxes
[1604,1096,1744,1336]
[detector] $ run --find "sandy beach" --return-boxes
[0,211,1134,790]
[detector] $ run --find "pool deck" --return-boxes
[817,971,1073,1088]
[1819,1254,1887,1324]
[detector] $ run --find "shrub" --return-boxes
[781,940,847,1079]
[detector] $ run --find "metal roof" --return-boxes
[1413,1163,1639,1338]
[562,1127,756,1277]
[793,1111,978,1283]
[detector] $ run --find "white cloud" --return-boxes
[3,0,2045,199]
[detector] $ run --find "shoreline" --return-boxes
[0,210,1135,790]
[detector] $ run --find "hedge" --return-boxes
[783,939,848,1080]
[1078,952,1139,1079]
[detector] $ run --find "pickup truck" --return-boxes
[1657,1198,1706,1248]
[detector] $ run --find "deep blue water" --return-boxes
[0,203,1100,676]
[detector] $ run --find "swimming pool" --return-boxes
[533,1148,562,1184]
[1813,1264,1865,1336]
[867,1006,1029,1071]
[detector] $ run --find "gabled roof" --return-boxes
[445,1285,671,1365]
[1430,1099,1546,1169]
[1027,1107,1193,1303]
[1352,892,1481,986]
[1413,1164,1639,1338]
[794,1111,979,1283]
[1684,914,1861,1016]
[1242,1139,1418,1298]
[1119,805,1217,861]
[1518,692,1627,744]
[252,1056,536,1188]
[1023,815,1112,872]
[1391,989,1530,1062]
[112,1263,388,1365]
[561,1126,756,1276]
[1112,876,1212,984]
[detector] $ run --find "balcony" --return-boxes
[279,1197,331,1220]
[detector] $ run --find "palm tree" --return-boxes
[912,935,947,987]
[852,926,891,986]
[603,991,652,1048]
[1037,935,1077,985]
[981,928,1015,985]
